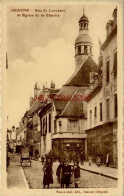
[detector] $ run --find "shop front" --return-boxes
[86,122,116,166]
[52,138,85,161]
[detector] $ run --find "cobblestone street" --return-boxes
[23,159,117,189]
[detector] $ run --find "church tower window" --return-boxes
[84,45,87,54]
[90,46,92,55]
[78,45,81,54]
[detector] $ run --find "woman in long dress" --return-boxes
[43,159,53,188]
[63,161,72,188]
[56,161,65,188]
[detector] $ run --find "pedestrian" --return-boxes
[65,151,70,163]
[106,152,110,167]
[59,151,65,162]
[96,156,101,167]
[72,161,80,188]
[80,151,85,165]
[29,149,33,160]
[100,152,103,164]
[63,161,72,188]
[41,155,44,165]
[56,160,65,188]
[72,150,76,163]
[88,155,92,166]
[43,158,53,188]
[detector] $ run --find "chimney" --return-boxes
[50,80,55,89]
[34,82,41,98]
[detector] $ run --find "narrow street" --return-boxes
[7,154,117,189]
[23,156,117,189]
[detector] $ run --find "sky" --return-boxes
[6,3,117,128]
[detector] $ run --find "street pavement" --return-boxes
[7,154,118,189]
[23,158,118,189]
[7,153,28,189]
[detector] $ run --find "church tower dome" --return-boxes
[75,7,93,70]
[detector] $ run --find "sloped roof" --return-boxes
[79,15,89,22]
[53,86,78,113]
[58,87,88,118]
[49,88,60,95]
[28,100,44,116]
[65,55,97,86]
[75,34,92,45]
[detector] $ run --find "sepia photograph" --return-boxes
[1,1,123,195]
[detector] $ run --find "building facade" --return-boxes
[85,7,117,167]
[101,7,117,167]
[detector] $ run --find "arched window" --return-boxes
[78,46,81,54]
[82,23,84,29]
[84,45,87,54]
[90,46,92,55]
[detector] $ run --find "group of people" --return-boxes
[42,155,80,189]
[56,160,80,188]
[41,150,111,188]
[88,152,110,167]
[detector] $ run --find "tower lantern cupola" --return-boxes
[75,7,93,71]
[79,7,89,31]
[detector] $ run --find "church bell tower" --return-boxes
[75,7,93,70]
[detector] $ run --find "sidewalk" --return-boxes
[79,162,118,180]
[7,153,29,189]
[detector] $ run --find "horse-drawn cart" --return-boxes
[20,147,31,167]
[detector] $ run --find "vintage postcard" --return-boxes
[0,0,123,196]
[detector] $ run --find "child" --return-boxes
[96,156,101,167]
[73,161,80,188]
[88,155,92,166]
